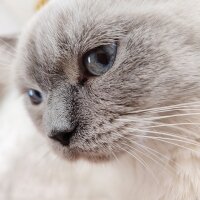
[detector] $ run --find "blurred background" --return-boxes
[0,0,38,35]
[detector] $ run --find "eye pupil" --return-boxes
[96,52,109,66]
[28,89,43,105]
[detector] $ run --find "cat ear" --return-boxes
[0,34,18,98]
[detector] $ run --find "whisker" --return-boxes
[132,141,177,172]
[0,38,17,53]
[128,107,200,115]
[145,113,200,120]
[120,101,200,114]
[0,46,16,57]
[115,144,158,184]
[110,131,181,172]
[128,128,200,147]
[112,131,178,168]
[148,121,200,138]
[118,113,200,122]
[109,131,172,172]
[110,146,120,164]
[147,122,200,128]
[132,134,200,154]
[121,140,173,174]
[115,119,200,140]
[35,149,52,165]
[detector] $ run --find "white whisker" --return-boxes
[111,147,120,163]
[115,144,158,184]
[133,142,177,172]
[0,38,17,52]
[132,134,200,154]
[147,122,200,128]
[119,113,200,122]
[120,101,200,114]
[110,131,180,171]
[127,128,200,147]
[148,121,200,138]
[145,113,200,120]
[121,141,173,174]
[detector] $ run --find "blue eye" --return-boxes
[27,89,43,105]
[83,43,117,76]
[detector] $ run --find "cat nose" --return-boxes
[49,126,76,146]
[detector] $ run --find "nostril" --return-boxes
[49,127,77,146]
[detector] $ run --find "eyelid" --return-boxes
[81,40,119,55]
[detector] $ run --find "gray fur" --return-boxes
[13,0,200,162]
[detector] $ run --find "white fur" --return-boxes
[1,0,200,199]
[1,90,200,200]
[0,90,137,200]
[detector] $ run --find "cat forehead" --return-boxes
[32,0,128,51]
[18,0,130,86]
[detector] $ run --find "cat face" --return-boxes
[15,0,200,161]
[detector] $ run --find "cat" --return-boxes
[1,0,200,199]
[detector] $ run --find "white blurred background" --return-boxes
[0,0,36,35]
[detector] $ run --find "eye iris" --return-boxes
[28,89,43,105]
[83,43,117,76]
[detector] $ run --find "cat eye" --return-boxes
[27,89,43,105]
[83,43,117,76]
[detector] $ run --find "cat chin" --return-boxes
[49,141,117,163]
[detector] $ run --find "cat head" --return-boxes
[14,0,200,161]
